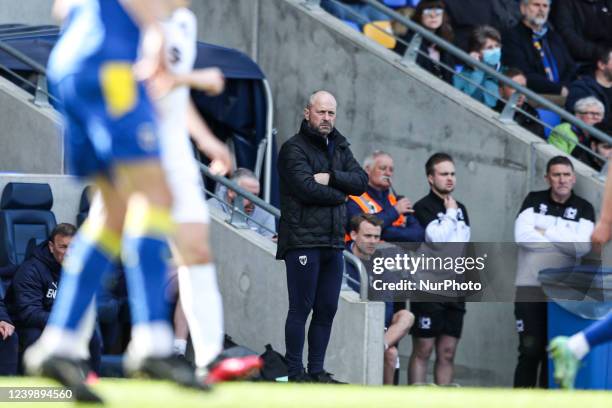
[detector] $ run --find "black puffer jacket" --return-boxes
[276,120,368,259]
[550,0,612,64]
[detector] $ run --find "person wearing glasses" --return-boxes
[548,96,605,155]
[394,0,455,84]
[566,47,612,128]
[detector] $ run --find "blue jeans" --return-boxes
[321,0,390,26]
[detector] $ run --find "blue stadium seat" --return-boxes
[0,183,56,269]
[342,19,361,32]
[382,0,408,7]
[536,109,562,139]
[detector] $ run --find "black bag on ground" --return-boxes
[259,344,288,381]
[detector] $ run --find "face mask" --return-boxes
[482,47,501,66]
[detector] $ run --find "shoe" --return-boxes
[309,371,346,384]
[548,336,580,389]
[29,356,103,403]
[288,371,312,383]
[201,355,264,385]
[126,354,209,390]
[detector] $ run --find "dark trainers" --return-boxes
[126,355,209,390]
[202,355,263,385]
[288,371,312,383]
[38,356,103,403]
[309,371,346,384]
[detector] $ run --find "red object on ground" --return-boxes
[205,355,263,385]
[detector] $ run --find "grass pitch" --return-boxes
[1,378,611,408]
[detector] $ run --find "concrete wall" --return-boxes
[209,207,385,385]
[0,77,64,174]
[0,174,85,225]
[0,0,54,25]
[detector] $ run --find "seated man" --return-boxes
[345,214,413,385]
[346,151,424,243]
[574,122,612,174]
[495,67,546,138]
[565,47,612,127]
[501,0,576,100]
[0,293,18,375]
[6,223,101,373]
[208,168,276,239]
[549,96,605,155]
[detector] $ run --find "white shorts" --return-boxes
[164,156,210,225]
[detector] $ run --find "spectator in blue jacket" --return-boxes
[0,294,18,375]
[7,223,101,373]
[454,25,503,108]
[346,150,424,243]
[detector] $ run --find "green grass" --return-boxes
[0,378,611,408]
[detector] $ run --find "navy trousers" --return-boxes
[0,333,18,375]
[284,248,344,376]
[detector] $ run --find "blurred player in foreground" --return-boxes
[549,163,612,389]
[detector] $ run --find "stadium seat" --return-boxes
[342,19,361,32]
[76,186,91,227]
[382,0,408,7]
[0,182,56,268]
[363,21,396,49]
[536,109,562,139]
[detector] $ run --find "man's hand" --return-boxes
[198,137,232,177]
[134,24,166,82]
[314,173,330,185]
[183,68,225,96]
[394,197,414,214]
[592,220,612,246]
[444,195,458,210]
[0,321,15,340]
[561,86,569,98]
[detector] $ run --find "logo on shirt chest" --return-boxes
[563,207,577,220]
[538,203,548,215]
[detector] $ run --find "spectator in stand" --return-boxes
[346,150,424,243]
[565,47,612,127]
[549,96,605,154]
[320,0,390,28]
[207,168,277,240]
[0,293,18,375]
[495,67,546,138]
[550,0,612,67]
[345,214,414,385]
[454,25,503,108]
[574,122,612,173]
[6,224,102,373]
[444,0,522,51]
[394,0,455,84]
[501,0,576,102]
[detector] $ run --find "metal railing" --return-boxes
[312,0,612,168]
[199,163,369,300]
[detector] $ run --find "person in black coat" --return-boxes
[501,0,577,96]
[6,223,101,373]
[277,90,368,383]
[550,0,612,66]
[0,294,18,375]
[566,47,612,127]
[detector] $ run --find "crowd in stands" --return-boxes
[322,0,612,176]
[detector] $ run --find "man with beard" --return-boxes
[277,90,368,383]
[502,0,576,99]
[410,153,471,385]
[566,47,612,127]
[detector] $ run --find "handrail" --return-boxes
[355,0,612,148]
[0,40,47,75]
[343,250,369,301]
[199,163,281,219]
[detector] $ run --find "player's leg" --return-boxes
[385,310,414,348]
[408,302,439,384]
[408,337,435,384]
[383,346,398,385]
[514,301,548,388]
[434,335,459,385]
